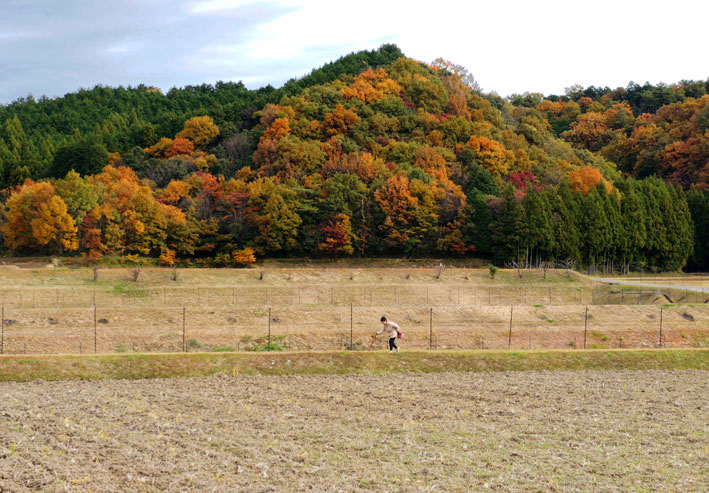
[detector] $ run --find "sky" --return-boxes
[1,0,707,104]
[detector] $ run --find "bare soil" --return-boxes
[0,370,706,492]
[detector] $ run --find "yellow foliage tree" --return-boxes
[1,181,78,253]
[177,116,220,148]
[158,248,177,266]
[466,135,514,176]
[232,247,256,266]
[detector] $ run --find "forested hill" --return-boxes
[0,45,707,271]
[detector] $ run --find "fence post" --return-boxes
[429,308,433,349]
[94,304,97,354]
[1,306,4,355]
[350,302,353,350]
[182,307,186,352]
[508,306,513,349]
[659,306,663,348]
[583,306,588,349]
[268,307,271,350]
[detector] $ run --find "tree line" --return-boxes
[0,45,706,271]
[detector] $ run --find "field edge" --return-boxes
[0,349,707,381]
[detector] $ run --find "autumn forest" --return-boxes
[0,45,707,271]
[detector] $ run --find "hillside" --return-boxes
[0,45,707,270]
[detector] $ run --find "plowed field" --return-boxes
[1,370,706,491]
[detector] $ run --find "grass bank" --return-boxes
[0,349,706,382]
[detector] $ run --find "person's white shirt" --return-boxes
[377,321,400,339]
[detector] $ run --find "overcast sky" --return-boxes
[1,0,707,104]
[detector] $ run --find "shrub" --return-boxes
[159,249,177,266]
[233,248,256,266]
[489,265,498,279]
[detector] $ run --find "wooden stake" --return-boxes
[659,306,663,348]
[268,307,271,349]
[182,307,186,352]
[1,306,4,355]
[583,307,588,349]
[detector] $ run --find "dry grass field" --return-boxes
[0,262,707,354]
[0,369,706,491]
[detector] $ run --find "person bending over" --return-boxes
[376,316,400,352]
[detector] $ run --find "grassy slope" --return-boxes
[0,349,706,382]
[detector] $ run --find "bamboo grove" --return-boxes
[0,45,707,271]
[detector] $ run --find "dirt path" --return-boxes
[591,276,709,293]
[1,370,706,491]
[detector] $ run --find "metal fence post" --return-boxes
[94,304,97,354]
[659,306,663,348]
[1,306,4,355]
[508,306,513,349]
[350,302,353,350]
[583,306,588,349]
[268,307,271,350]
[429,308,433,349]
[182,307,186,352]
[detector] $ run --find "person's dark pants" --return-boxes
[389,337,398,351]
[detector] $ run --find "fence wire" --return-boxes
[1,303,707,355]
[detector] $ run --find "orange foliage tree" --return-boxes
[465,136,514,176]
[568,167,613,196]
[322,104,360,137]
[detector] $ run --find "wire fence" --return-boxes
[0,282,707,310]
[1,303,707,355]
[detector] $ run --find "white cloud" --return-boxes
[1,0,706,103]
[190,0,262,14]
[191,0,708,95]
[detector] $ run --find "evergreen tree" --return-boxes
[663,185,694,270]
[522,187,554,266]
[491,186,527,264]
[548,183,581,263]
[463,188,494,256]
[617,179,647,273]
[581,188,610,273]
[686,187,709,271]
